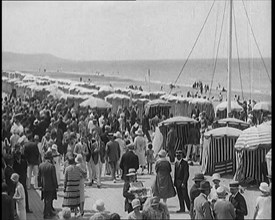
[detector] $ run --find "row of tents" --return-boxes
[153,116,272,185]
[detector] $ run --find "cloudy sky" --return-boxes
[2,1,271,61]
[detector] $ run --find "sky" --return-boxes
[2,1,271,61]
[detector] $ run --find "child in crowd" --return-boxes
[145,143,154,175]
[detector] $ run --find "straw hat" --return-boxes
[198,180,211,191]
[135,128,143,136]
[212,173,221,182]
[259,182,270,193]
[192,173,205,181]
[158,149,166,158]
[114,131,122,139]
[10,173,20,182]
[75,154,83,164]
[131,199,141,209]
[52,144,58,151]
[126,168,137,176]
[92,199,105,212]
[216,186,227,198]
[58,207,71,219]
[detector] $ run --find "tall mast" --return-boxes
[227,0,233,117]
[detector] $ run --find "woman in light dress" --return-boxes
[51,144,61,186]
[75,154,87,216]
[253,182,271,219]
[133,128,147,174]
[11,173,26,220]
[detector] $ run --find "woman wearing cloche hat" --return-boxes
[252,182,271,219]
[133,128,147,175]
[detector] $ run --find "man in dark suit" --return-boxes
[229,181,248,220]
[38,151,58,219]
[119,144,139,181]
[2,182,14,220]
[174,150,190,213]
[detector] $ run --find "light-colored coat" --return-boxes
[194,193,213,219]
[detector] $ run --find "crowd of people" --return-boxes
[1,91,272,220]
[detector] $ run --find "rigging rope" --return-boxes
[232,2,244,100]
[208,0,227,99]
[241,0,271,83]
[169,0,216,95]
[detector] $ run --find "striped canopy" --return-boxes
[215,101,243,112]
[235,122,271,151]
[159,116,198,126]
[266,149,272,160]
[252,101,271,112]
[204,127,242,138]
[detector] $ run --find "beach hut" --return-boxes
[266,149,272,179]
[80,96,112,110]
[201,127,242,176]
[105,93,131,114]
[234,122,271,184]
[145,99,171,119]
[154,116,198,156]
[97,86,115,99]
[212,117,249,130]
[215,101,243,119]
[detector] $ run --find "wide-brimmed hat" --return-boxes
[135,128,143,136]
[126,168,137,176]
[151,196,160,207]
[75,154,83,164]
[131,199,141,209]
[259,182,270,193]
[10,173,20,182]
[92,199,105,212]
[58,207,71,219]
[229,181,240,189]
[212,173,221,182]
[114,131,122,139]
[216,186,227,198]
[192,173,205,181]
[158,149,166,158]
[198,180,211,191]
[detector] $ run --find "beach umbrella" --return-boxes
[235,122,271,151]
[215,101,243,112]
[79,96,112,109]
[252,101,271,112]
[159,116,198,126]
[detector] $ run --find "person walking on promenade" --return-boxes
[11,173,26,220]
[123,168,143,213]
[213,186,235,220]
[152,150,176,204]
[114,131,126,177]
[75,154,87,216]
[174,150,190,213]
[120,143,139,181]
[145,143,155,175]
[86,133,96,186]
[92,132,106,188]
[189,173,205,219]
[23,133,40,189]
[13,145,32,213]
[106,133,120,183]
[2,182,15,220]
[133,128,147,175]
[229,181,248,220]
[253,182,271,219]
[193,180,213,219]
[63,155,86,216]
[127,199,142,219]
[166,124,176,163]
[51,144,61,186]
[38,150,58,219]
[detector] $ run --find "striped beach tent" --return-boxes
[158,116,198,155]
[145,99,171,119]
[212,117,249,130]
[234,122,271,184]
[201,127,242,176]
[215,101,243,119]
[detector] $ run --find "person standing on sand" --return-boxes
[253,182,271,219]
[133,128,147,175]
